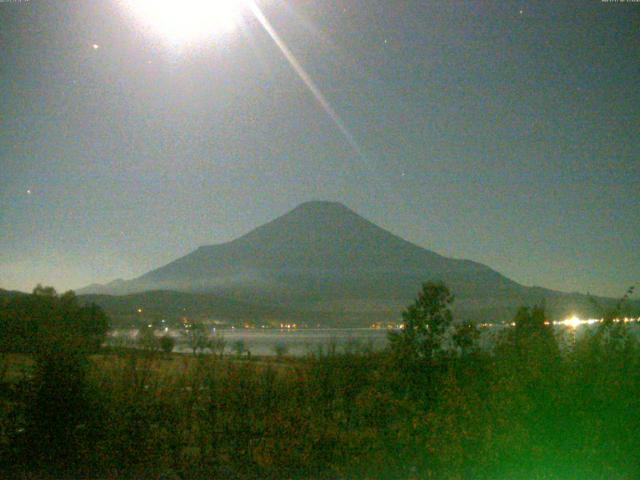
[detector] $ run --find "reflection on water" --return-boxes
[178,328,390,356]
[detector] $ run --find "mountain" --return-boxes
[78,201,629,324]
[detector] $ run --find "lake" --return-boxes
[110,321,640,356]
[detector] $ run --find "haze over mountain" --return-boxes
[79,201,629,324]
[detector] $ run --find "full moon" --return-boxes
[122,0,246,44]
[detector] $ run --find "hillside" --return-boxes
[77,290,303,327]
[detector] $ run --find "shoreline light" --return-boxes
[562,315,582,329]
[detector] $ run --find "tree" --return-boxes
[12,287,109,473]
[389,281,454,360]
[494,305,560,417]
[160,335,176,354]
[137,324,159,354]
[26,345,91,471]
[232,339,246,357]
[511,305,558,358]
[452,321,480,358]
[210,333,226,357]
[33,284,57,297]
[584,285,637,358]
[186,322,209,356]
[0,286,109,355]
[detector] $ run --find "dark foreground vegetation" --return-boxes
[1,284,639,479]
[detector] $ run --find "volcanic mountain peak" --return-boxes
[228,200,386,246]
[186,200,453,272]
[290,200,353,213]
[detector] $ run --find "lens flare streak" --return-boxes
[247,1,366,161]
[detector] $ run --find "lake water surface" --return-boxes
[176,328,391,356]
[111,322,640,357]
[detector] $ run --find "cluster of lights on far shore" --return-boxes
[556,315,640,329]
[496,315,640,329]
[478,316,640,329]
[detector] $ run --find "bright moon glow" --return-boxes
[123,0,245,44]
[121,0,370,176]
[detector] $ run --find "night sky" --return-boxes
[1,0,638,297]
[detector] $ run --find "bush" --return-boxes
[159,335,175,354]
[273,341,288,359]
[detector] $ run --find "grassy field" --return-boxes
[3,329,640,480]
[3,287,640,480]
